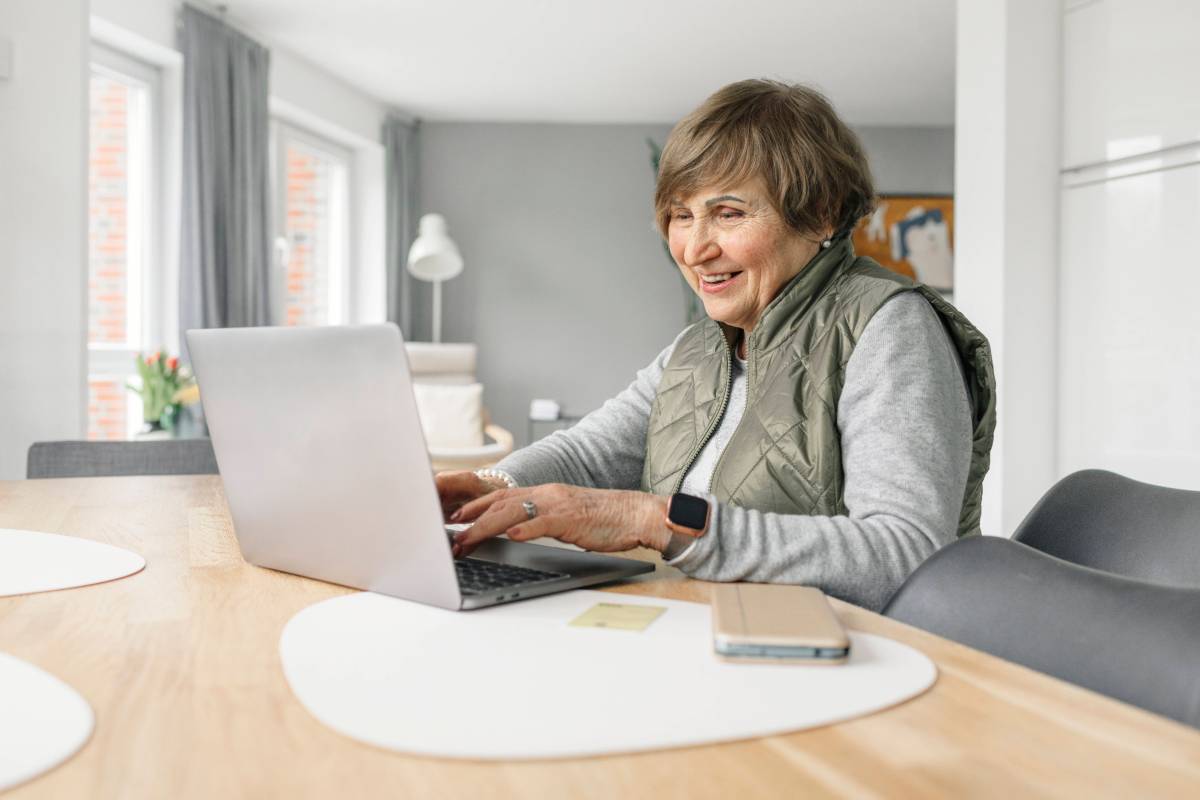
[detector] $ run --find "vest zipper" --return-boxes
[670,333,734,495]
[706,338,750,493]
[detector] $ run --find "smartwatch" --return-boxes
[665,493,710,538]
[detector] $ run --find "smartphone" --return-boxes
[711,584,851,664]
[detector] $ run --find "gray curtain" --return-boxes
[384,114,420,338]
[179,5,272,352]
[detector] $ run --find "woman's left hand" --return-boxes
[450,484,670,558]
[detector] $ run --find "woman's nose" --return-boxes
[683,224,720,266]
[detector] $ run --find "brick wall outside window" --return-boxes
[284,143,335,326]
[87,378,128,442]
[87,69,143,441]
[89,74,129,346]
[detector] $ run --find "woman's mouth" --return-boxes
[699,271,742,294]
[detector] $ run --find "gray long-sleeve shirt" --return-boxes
[495,291,972,611]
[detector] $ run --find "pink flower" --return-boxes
[146,352,159,365]
[167,356,179,371]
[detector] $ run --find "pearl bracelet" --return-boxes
[474,468,518,490]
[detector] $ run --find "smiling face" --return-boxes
[667,177,826,336]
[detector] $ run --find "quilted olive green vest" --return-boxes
[640,238,997,538]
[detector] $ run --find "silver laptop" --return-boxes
[186,323,653,610]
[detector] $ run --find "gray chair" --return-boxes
[883,536,1200,728]
[27,439,219,479]
[1012,469,1200,588]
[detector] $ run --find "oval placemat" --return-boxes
[280,589,937,759]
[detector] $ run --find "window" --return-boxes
[271,122,352,326]
[87,44,162,440]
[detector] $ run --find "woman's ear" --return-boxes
[801,224,835,248]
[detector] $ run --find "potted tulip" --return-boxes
[128,351,195,437]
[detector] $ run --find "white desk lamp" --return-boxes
[406,213,463,343]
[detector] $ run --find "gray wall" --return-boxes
[856,126,955,194]
[417,123,953,447]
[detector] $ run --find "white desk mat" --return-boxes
[0,529,145,597]
[280,589,937,760]
[0,652,94,790]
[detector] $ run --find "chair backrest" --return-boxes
[27,439,219,479]
[400,342,512,469]
[1012,469,1200,588]
[883,536,1200,729]
[404,342,477,386]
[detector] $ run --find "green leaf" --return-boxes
[645,137,662,173]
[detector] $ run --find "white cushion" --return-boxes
[411,382,484,449]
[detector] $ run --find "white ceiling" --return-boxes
[218,0,956,126]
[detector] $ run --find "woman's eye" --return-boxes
[718,210,743,221]
[671,211,692,222]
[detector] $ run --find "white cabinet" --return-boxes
[1063,0,1200,169]
[1058,0,1200,489]
[1058,152,1200,488]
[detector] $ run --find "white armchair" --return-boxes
[404,342,514,472]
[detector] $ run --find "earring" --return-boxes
[821,239,832,249]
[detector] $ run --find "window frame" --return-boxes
[86,42,166,438]
[270,119,354,327]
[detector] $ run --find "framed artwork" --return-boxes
[851,195,954,291]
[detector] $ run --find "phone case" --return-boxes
[711,584,850,665]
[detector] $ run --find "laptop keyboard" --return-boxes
[454,557,567,596]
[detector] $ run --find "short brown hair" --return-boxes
[654,79,875,241]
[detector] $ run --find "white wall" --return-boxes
[89,0,173,48]
[955,0,1061,535]
[269,50,385,147]
[0,0,89,480]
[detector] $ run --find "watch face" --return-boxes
[669,493,709,530]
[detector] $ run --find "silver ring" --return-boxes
[522,500,538,520]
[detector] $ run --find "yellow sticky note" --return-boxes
[569,602,667,632]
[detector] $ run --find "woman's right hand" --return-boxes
[434,470,506,523]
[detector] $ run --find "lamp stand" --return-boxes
[432,280,443,344]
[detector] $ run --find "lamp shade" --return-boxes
[406,213,464,282]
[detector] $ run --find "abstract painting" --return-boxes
[851,195,954,291]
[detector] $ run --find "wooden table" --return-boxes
[2,476,1198,798]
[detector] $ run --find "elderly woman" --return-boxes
[438,79,995,611]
